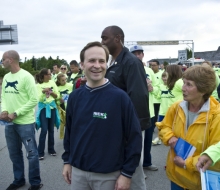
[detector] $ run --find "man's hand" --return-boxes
[174,156,185,168]
[114,175,131,190]
[196,154,213,172]
[8,113,17,121]
[62,164,72,184]
[168,136,178,148]
[146,79,153,92]
[0,111,10,121]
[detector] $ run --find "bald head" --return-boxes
[4,50,20,63]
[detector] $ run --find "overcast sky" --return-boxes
[1,0,220,64]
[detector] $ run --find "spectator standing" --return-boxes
[150,60,163,124]
[62,41,142,190]
[68,60,83,84]
[1,50,43,190]
[152,71,169,145]
[35,68,60,160]
[156,65,220,190]
[130,44,158,171]
[52,64,61,82]
[101,25,150,190]
[56,73,73,139]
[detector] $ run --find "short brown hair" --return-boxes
[183,65,216,101]
[80,41,109,63]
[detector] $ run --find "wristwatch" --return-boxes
[14,112,17,117]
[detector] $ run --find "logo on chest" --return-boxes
[5,80,19,91]
[93,112,107,119]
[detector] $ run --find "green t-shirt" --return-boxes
[144,66,158,118]
[153,70,163,104]
[213,67,220,77]
[57,83,73,106]
[70,73,79,82]
[52,72,62,82]
[211,73,220,100]
[1,69,38,124]
[36,80,59,103]
[167,78,183,108]
[202,142,220,165]
[158,83,169,116]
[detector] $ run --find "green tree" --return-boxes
[20,61,37,75]
[163,61,169,70]
[0,66,9,78]
[186,48,192,59]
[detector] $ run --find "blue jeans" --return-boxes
[38,108,56,157]
[143,117,154,167]
[5,123,41,186]
[171,181,186,190]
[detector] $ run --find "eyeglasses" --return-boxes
[151,65,158,67]
[61,68,66,70]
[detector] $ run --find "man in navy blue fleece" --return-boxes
[62,41,142,190]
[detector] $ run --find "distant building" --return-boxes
[147,46,220,65]
[194,46,220,63]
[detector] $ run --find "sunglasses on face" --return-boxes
[61,68,66,70]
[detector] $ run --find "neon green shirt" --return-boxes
[36,80,59,103]
[52,72,62,82]
[158,84,169,116]
[167,78,183,108]
[211,73,220,100]
[144,66,159,118]
[202,142,220,165]
[57,83,73,106]
[213,67,220,77]
[70,73,78,80]
[1,69,38,124]
[153,70,163,104]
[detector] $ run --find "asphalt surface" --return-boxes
[0,124,170,190]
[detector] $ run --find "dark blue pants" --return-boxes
[143,117,154,167]
[153,103,160,128]
[38,108,56,157]
[171,181,186,190]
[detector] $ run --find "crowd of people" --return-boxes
[1,25,220,190]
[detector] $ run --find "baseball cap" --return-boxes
[130,45,144,53]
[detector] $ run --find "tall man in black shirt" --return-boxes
[101,25,150,190]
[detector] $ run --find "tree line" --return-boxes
[0,56,69,78]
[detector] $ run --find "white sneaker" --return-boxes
[152,137,161,145]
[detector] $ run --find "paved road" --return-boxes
[0,124,170,190]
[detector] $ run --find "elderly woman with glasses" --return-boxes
[156,65,220,190]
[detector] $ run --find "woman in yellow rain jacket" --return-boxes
[156,65,220,190]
